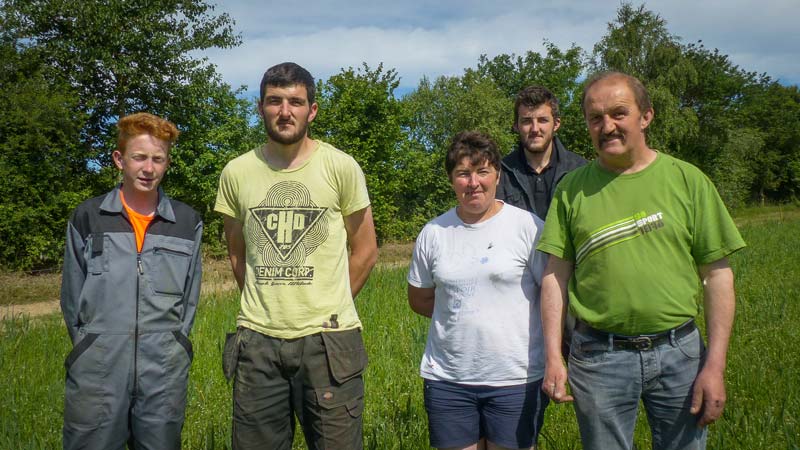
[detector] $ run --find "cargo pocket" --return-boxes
[151,245,192,296]
[321,329,368,384]
[311,377,365,449]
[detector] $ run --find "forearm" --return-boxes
[223,216,246,291]
[349,249,377,298]
[408,285,435,318]
[541,256,572,364]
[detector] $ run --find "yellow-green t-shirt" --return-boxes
[214,141,370,338]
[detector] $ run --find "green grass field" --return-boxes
[1,214,798,449]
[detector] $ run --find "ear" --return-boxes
[512,121,519,133]
[308,102,319,123]
[257,99,265,119]
[112,150,124,170]
[553,117,562,133]
[641,107,654,130]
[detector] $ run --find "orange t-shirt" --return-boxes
[120,192,155,252]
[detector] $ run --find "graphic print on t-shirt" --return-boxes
[575,210,664,265]
[247,181,329,285]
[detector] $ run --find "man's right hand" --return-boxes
[543,361,573,403]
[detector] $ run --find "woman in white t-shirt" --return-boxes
[408,131,550,450]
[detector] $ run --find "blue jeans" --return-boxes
[568,325,708,450]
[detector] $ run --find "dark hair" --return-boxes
[514,86,560,124]
[259,62,316,104]
[581,71,652,116]
[445,131,502,179]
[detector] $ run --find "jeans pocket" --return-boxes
[568,329,608,365]
[321,329,368,384]
[675,328,705,360]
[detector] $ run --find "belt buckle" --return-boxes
[631,336,653,351]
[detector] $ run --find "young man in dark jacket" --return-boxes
[497,86,587,220]
[60,113,203,450]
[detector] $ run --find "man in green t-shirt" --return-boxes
[215,62,378,450]
[537,71,745,450]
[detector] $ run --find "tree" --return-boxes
[2,0,241,165]
[0,40,89,269]
[313,63,407,241]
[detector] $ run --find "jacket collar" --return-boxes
[99,184,176,223]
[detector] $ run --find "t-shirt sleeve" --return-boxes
[339,157,371,216]
[527,215,547,288]
[214,163,240,220]
[536,184,576,261]
[691,172,746,265]
[407,225,435,288]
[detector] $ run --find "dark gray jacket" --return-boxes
[60,186,202,449]
[497,136,587,219]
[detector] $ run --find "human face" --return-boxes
[450,157,500,222]
[583,77,653,164]
[259,84,318,145]
[515,103,561,154]
[112,134,169,197]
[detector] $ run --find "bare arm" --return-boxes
[408,285,435,318]
[344,206,378,299]
[691,257,736,426]
[222,215,246,291]
[541,254,574,403]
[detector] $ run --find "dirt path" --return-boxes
[0,300,60,320]
[0,280,240,321]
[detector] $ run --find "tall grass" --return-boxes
[1,215,798,449]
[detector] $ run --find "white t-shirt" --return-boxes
[408,202,547,386]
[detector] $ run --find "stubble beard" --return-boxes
[265,118,309,146]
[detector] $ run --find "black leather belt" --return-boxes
[575,319,697,351]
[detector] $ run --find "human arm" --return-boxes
[60,221,87,343]
[691,257,736,426]
[344,205,378,299]
[222,215,246,291]
[408,285,435,318]
[180,220,203,336]
[541,254,574,403]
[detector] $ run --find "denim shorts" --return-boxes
[423,379,549,449]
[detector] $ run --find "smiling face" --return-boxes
[112,134,169,198]
[515,103,561,155]
[450,157,500,222]
[259,83,318,146]
[583,76,653,168]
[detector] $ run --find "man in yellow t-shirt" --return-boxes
[215,62,378,450]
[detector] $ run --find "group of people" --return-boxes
[60,62,745,450]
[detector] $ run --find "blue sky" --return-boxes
[200,0,799,98]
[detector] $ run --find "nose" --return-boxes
[142,158,155,173]
[467,173,480,187]
[277,100,291,117]
[601,115,615,134]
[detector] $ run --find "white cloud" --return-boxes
[202,0,800,94]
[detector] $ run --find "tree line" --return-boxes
[1,1,798,270]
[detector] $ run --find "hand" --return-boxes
[690,366,727,427]
[542,361,573,403]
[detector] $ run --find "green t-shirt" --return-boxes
[538,153,745,334]
[215,141,370,339]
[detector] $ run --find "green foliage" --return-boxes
[3,0,241,164]
[0,42,91,270]
[313,63,406,242]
